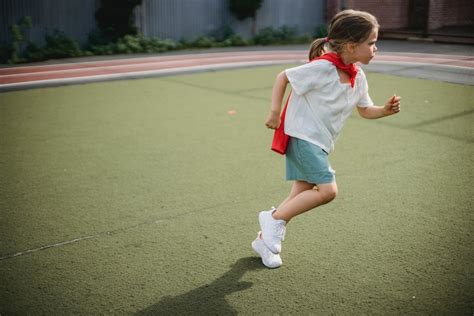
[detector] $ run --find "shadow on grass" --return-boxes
[136,256,264,315]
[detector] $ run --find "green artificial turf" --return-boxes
[0,65,473,314]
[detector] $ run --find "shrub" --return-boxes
[23,42,44,62]
[140,37,180,53]
[42,30,83,59]
[118,35,142,53]
[4,16,314,64]
[4,17,83,63]
[23,30,83,61]
[7,16,33,64]
[89,35,183,55]
[192,36,218,48]
[226,34,251,46]
[254,26,310,45]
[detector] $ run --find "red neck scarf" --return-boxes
[312,52,358,88]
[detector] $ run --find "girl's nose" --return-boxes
[374,45,378,52]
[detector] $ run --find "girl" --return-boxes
[252,9,401,268]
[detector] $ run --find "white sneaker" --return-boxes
[251,232,282,268]
[259,207,286,254]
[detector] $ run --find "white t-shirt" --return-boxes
[285,60,374,153]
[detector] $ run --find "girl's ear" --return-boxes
[340,42,355,55]
[346,42,357,54]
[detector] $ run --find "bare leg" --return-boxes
[277,180,315,211]
[273,181,337,222]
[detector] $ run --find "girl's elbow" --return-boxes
[357,107,368,118]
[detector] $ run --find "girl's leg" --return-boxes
[273,181,337,222]
[277,180,315,211]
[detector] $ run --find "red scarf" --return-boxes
[313,52,358,88]
[271,53,358,155]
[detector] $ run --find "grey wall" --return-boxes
[0,0,97,46]
[1,0,326,47]
[138,0,326,40]
[137,0,230,40]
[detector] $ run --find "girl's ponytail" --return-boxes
[308,38,327,60]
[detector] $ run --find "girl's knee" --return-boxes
[327,188,337,202]
[318,184,338,203]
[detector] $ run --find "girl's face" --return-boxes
[351,28,378,64]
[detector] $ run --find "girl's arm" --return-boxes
[357,95,401,119]
[265,71,289,129]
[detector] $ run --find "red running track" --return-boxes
[1,51,473,86]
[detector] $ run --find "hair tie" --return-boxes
[324,37,329,43]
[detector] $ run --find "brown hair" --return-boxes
[309,10,379,60]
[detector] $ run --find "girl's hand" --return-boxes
[383,95,401,116]
[265,111,281,129]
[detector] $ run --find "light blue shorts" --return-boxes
[286,137,336,185]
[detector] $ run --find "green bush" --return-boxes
[192,36,218,48]
[3,17,83,64]
[23,42,44,62]
[179,32,252,49]
[6,16,33,63]
[3,20,314,64]
[42,30,83,59]
[223,34,251,47]
[254,26,310,45]
[140,37,180,53]
[89,35,183,55]
[118,35,142,53]
[23,30,83,61]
